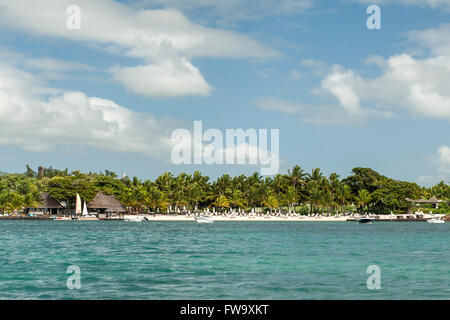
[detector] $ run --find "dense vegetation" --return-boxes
[0,165,448,214]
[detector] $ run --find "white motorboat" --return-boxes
[195,216,214,224]
[427,216,445,224]
[357,217,375,224]
[123,215,148,222]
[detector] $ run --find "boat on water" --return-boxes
[51,216,71,221]
[81,201,96,218]
[357,217,375,224]
[123,215,148,222]
[195,216,214,224]
[427,216,445,224]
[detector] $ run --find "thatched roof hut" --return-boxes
[87,192,125,213]
[405,197,443,204]
[36,193,64,209]
[25,192,63,215]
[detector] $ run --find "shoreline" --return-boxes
[0,214,445,222]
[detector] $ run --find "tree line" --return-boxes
[0,165,448,214]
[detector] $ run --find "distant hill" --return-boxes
[0,171,8,176]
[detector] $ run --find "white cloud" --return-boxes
[0,63,174,157]
[435,145,450,174]
[351,0,450,10]
[23,57,92,72]
[420,145,450,185]
[257,24,450,124]
[293,24,450,123]
[0,0,278,97]
[300,59,329,77]
[0,60,281,173]
[408,23,450,57]
[112,58,213,98]
[320,52,450,121]
[254,96,387,125]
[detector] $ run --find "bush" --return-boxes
[295,206,309,215]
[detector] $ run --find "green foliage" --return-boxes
[0,165,448,215]
[342,167,383,194]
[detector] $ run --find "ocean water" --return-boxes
[0,220,448,300]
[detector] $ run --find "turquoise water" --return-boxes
[0,221,448,299]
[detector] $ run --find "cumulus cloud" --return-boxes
[434,145,450,174]
[321,52,450,121]
[0,63,174,157]
[112,58,213,98]
[408,23,450,56]
[260,23,450,124]
[0,0,278,97]
[0,60,281,174]
[420,145,450,185]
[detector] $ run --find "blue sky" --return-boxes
[0,0,449,185]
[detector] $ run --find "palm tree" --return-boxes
[245,172,263,212]
[308,168,324,183]
[336,184,352,213]
[229,189,247,212]
[272,174,287,198]
[356,189,372,214]
[288,165,307,191]
[262,194,279,214]
[322,190,335,214]
[284,186,298,214]
[187,182,203,211]
[144,185,168,213]
[213,195,230,213]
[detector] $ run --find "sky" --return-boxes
[0,0,449,185]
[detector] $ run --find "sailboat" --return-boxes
[73,193,82,220]
[82,201,89,216]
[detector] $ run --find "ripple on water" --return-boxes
[0,221,449,299]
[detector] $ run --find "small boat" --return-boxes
[51,217,71,221]
[427,216,445,224]
[195,216,214,224]
[123,215,148,222]
[357,217,374,224]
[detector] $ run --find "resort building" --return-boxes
[26,192,64,215]
[405,197,443,209]
[87,192,125,217]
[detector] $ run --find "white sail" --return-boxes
[82,201,89,216]
[75,193,82,215]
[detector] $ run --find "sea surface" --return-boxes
[0,220,448,299]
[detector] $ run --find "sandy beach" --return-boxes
[2,213,443,222]
[120,214,442,222]
[138,214,349,222]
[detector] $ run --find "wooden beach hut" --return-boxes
[26,192,64,215]
[406,197,443,209]
[87,192,125,217]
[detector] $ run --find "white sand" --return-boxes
[139,214,350,222]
